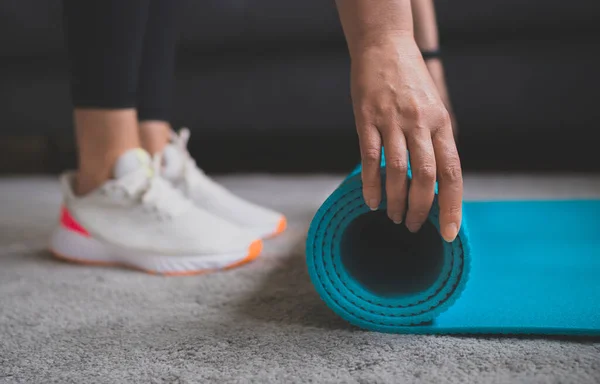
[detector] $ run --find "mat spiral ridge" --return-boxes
[306,162,471,333]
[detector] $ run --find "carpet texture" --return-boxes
[307,166,600,335]
[1,175,600,383]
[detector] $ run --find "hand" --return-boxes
[351,35,463,242]
[425,58,458,137]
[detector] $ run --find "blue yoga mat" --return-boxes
[306,163,600,335]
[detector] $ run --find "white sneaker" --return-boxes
[48,149,263,276]
[161,128,287,239]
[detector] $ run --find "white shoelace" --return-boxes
[116,154,192,217]
[170,128,216,192]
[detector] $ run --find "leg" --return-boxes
[63,0,150,194]
[53,0,262,275]
[132,0,287,239]
[137,0,181,154]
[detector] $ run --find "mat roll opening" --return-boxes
[341,210,445,297]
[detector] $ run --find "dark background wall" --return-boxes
[1,0,599,174]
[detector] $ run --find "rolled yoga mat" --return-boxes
[306,161,600,335]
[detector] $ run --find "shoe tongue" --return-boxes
[161,144,185,180]
[113,149,152,179]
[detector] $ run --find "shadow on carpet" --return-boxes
[233,236,353,332]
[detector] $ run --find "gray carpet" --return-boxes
[1,174,600,384]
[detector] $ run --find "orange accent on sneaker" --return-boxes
[51,251,118,267]
[50,239,263,276]
[266,216,287,239]
[224,239,263,270]
[60,206,90,237]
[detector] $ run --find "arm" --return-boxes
[335,0,463,242]
[411,0,457,133]
[411,0,439,51]
[335,0,414,57]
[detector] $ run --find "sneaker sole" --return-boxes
[48,226,262,276]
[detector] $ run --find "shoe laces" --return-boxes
[171,128,219,193]
[113,154,192,218]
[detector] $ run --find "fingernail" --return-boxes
[443,223,458,242]
[406,222,421,233]
[391,214,403,224]
[368,199,379,211]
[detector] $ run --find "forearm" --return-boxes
[411,0,439,51]
[335,0,414,57]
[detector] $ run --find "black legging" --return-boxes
[62,0,179,122]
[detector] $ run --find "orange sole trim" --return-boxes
[265,216,287,239]
[50,239,263,277]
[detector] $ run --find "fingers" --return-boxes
[404,127,437,233]
[432,123,463,242]
[358,123,383,210]
[381,126,408,224]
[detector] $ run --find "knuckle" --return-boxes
[407,102,450,131]
[441,205,462,222]
[413,164,436,183]
[386,157,409,173]
[444,204,462,217]
[402,100,422,121]
[373,102,387,115]
[362,148,382,165]
[363,180,380,190]
[439,164,462,183]
[357,104,374,119]
[435,106,451,126]
[428,106,451,133]
[375,104,395,123]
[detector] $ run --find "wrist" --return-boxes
[414,34,439,52]
[348,31,416,58]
